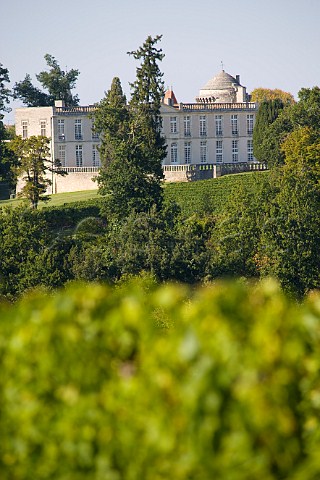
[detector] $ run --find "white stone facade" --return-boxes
[161,70,257,168]
[15,104,100,169]
[14,70,259,191]
[15,103,101,193]
[161,102,257,166]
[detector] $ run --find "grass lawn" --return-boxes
[0,190,100,209]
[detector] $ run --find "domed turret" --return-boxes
[196,70,248,104]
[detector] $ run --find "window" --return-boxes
[75,119,82,140]
[22,120,28,139]
[58,145,66,167]
[215,115,223,136]
[199,115,207,137]
[40,120,46,137]
[184,116,191,137]
[170,116,177,133]
[231,115,238,135]
[216,140,223,162]
[184,141,191,164]
[170,143,178,163]
[92,144,100,166]
[200,141,207,163]
[75,145,83,167]
[58,119,65,140]
[91,121,99,140]
[232,140,238,162]
[247,114,254,135]
[247,139,254,161]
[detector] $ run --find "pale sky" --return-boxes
[1,0,320,123]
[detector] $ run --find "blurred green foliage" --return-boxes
[1,278,320,479]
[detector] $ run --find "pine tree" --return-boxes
[128,34,167,183]
[0,63,11,117]
[94,36,167,218]
[36,54,79,106]
[13,54,79,107]
[0,64,15,187]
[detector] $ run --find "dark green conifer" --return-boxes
[94,35,167,218]
[253,98,285,163]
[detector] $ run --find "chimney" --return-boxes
[236,75,240,84]
[54,99,65,108]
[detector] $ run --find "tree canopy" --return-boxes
[250,87,295,104]
[13,54,80,107]
[253,86,320,168]
[9,135,66,208]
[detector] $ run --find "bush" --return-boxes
[1,278,320,479]
[41,199,105,230]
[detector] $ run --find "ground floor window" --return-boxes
[92,144,100,167]
[200,141,207,163]
[170,142,178,163]
[232,140,238,162]
[247,139,254,161]
[58,145,66,167]
[76,145,83,167]
[216,140,223,162]
[184,141,191,164]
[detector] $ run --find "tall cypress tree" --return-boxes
[253,99,285,163]
[93,77,129,168]
[92,77,134,213]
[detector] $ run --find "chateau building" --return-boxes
[161,70,258,180]
[15,102,100,168]
[15,70,260,192]
[15,101,100,193]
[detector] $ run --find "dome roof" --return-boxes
[201,70,240,91]
[196,70,246,104]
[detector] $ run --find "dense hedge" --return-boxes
[1,278,320,479]
[40,198,105,230]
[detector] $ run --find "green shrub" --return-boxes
[1,278,320,479]
[41,199,105,230]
